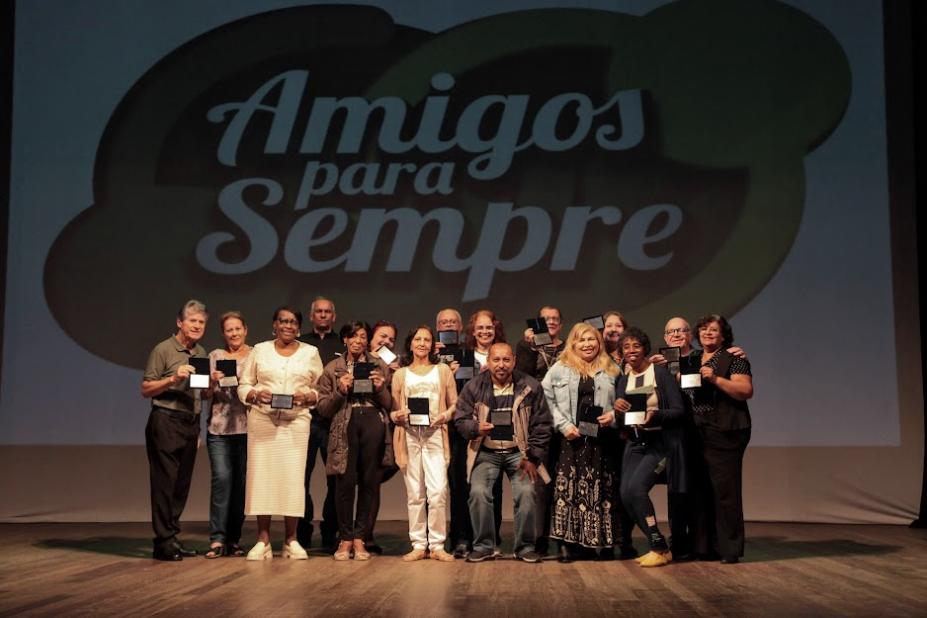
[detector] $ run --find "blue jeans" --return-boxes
[468,449,537,556]
[206,432,247,544]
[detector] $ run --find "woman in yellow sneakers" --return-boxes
[614,327,686,568]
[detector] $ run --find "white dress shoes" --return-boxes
[283,540,308,560]
[246,541,273,561]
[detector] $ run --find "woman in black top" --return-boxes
[690,314,754,564]
[614,327,685,568]
[315,321,393,561]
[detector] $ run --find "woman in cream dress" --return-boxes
[238,306,324,560]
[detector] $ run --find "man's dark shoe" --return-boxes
[557,545,573,564]
[535,537,549,556]
[153,547,183,561]
[452,543,469,559]
[173,543,197,557]
[720,556,739,564]
[518,550,542,563]
[466,548,495,562]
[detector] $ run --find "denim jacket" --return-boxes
[541,361,617,435]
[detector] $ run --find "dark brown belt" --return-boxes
[481,446,519,455]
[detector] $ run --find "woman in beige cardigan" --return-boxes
[391,325,458,562]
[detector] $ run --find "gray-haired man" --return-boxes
[141,300,208,561]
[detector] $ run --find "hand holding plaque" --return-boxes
[453,348,476,381]
[271,393,294,409]
[526,318,552,346]
[352,362,374,394]
[623,385,653,425]
[489,409,513,441]
[376,346,397,366]
[438,330,459,346]
[438,343,458,366]
[659,346,682,376]
[679,356,702,389]
[407,397,431,427]
[189,357,210,389]
[216,359,238,387]
[578,403,603,437]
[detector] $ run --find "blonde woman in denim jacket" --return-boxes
[541,323,620,562]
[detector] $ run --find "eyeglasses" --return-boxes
[543,317,561,324]
[698,327,721,334]
[664,327,690,335]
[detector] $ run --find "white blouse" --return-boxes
[238,341,324,413]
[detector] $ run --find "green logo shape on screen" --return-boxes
[43,0,850,368]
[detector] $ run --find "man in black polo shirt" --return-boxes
[297,296,340,551]
[141,299,208,561]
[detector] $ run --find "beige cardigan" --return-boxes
[390,363,457,471]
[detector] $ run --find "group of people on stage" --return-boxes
[142,298,754,566]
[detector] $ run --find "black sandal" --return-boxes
[227,543,245,557]
[205,544,226,559]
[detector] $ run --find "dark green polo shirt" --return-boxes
[143,335,207,414]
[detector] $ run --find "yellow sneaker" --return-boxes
[638,550,672,567]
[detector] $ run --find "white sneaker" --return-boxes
[283,540,308,560]
[246,541,273,561]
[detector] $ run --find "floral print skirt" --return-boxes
[550,436,616,548]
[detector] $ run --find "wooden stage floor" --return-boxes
[1,521,925,617]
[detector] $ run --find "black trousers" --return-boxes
[667,492,692,555]
[145,407,199,551]
[335,408,385,540]
[297,417,338,547]
[698,427,751,559]
[365,463,399,542]
[448,431,503,548]
[620,434,669,552]
[534,432,561,552]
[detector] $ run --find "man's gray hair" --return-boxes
[310,296,336,313]
[435,308,462,327]
[177,299,208,321]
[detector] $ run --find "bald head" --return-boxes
[663,317,692,352]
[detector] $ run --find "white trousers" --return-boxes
[403,427,448,550]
